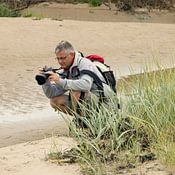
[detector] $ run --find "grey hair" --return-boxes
[55,40,74,54]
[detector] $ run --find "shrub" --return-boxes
[0,3,20,17]
[116,0,175,11]
[88,0,102,6]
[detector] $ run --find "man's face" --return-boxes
[55,50,74,69]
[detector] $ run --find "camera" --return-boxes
[35,67,54,85]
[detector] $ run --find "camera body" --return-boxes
[35,67,53,85]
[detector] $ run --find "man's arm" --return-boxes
[58,74,93,91]
[46,63,94,92]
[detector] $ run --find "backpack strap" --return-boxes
[80,69,105,104]
[96,67,117,93]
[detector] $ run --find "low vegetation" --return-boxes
[0,0,174,9]
[0,3,20,17]
[116,0,175,11]
[47,63,175,174]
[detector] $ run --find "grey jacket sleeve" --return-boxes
[42,80,66,98]
[56,58,95,91]
[57,74,93,91]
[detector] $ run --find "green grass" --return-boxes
[0,3,20,17]
[88,0,102,7]
[153,137,175,169]
[47,62,175,174]
[119,66,175,170]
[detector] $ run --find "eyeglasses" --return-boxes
[55,54,69,61]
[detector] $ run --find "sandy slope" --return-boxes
[0,15,174,174]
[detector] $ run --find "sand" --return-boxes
[0,137,80,175]
[0,3,175,174]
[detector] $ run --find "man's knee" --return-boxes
[70,91,81,102]
[50,96,60,104]
[50,96,65,109]
[49,91,82,113]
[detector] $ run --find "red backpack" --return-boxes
[82,54,116,93]
[86,54,104,63]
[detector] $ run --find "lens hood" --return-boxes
[35,74,47,85]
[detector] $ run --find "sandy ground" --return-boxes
[0,137,81,175]
[0,3,175,174]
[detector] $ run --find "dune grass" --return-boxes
[70,64,175,174]
[47,63,175,174]
[119,66,175,167]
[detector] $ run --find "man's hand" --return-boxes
[47,71,60,84]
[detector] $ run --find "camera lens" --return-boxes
[35,74,47,85]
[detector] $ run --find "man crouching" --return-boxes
[38,40,114,117]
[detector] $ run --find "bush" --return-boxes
[0,3,20,17]
[88,0,102,6]
[116,0,175,11]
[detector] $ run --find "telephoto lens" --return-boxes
[35,67,52,85]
